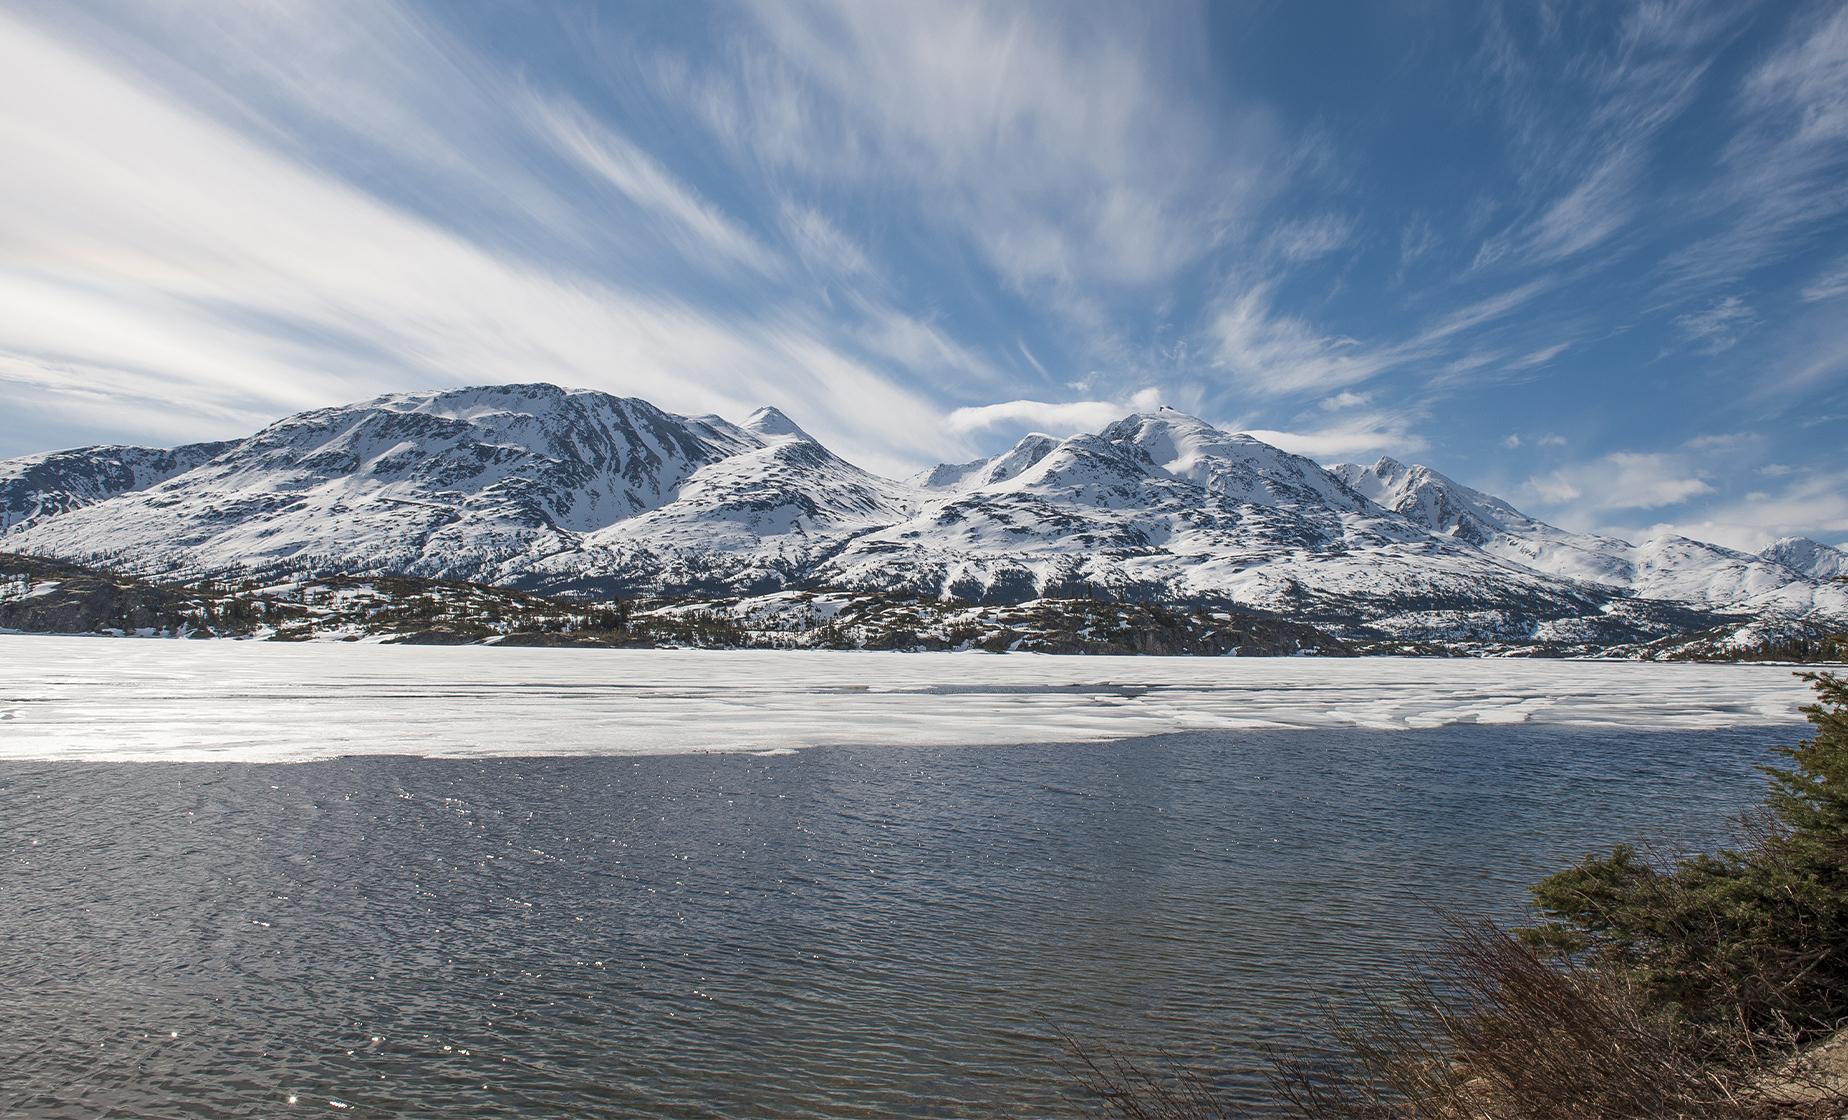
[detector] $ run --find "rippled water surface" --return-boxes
[0,723,1798,1117]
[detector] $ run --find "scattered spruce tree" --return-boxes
[1522,672,1848,1047]
[1070,674,1848,1118]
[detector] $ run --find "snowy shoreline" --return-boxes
[0,634,1817,764]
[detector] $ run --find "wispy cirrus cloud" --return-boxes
[0,4,989,476]
[1470,2,1738,272]
[666,0,1289,296]
[1672,295,1759,354]
[534,100,780,273]
[1263,214,1356,264]
[1207,286,1392,397]
[1517,148,1643,264]
[1508,342,1571,370]
[779,201,873,277]
[1206,278,1549,398]
[1803,255,1848,302]
[1656,4,1848,295]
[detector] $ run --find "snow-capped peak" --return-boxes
[742,405,812,442]
[1100,410,1367,510]
[1325,454,1848,615]
[913,432,1059,492]
[4,384,1842,648]
[1761,536,1848,581]
[1329,457,1527,547]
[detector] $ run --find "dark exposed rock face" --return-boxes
[0,553,218,635]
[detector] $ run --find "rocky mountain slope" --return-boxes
[1763,536,1848,581]
[3,384,1843,655]
[6,385,874,588]
[0,440,233,532]
[1331,457,1848,621]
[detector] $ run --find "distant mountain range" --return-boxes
[3,383,1843,656]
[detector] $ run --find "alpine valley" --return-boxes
[3,383,1843,658]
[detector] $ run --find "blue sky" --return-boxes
[1,0,1844,550]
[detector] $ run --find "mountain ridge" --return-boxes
[4,383,1842,656]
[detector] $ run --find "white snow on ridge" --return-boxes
[911,433,1059,492]
[0,635,1813,764]
[1330,457,1848,612]
[5,387,1842,646]
[1761,537,1848,581]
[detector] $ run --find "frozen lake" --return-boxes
[0,634,1817,762]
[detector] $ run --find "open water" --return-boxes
[0,720,1798,1117]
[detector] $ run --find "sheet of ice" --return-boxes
[0,635,1818,763]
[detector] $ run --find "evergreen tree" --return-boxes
[1523,672,1848,1042]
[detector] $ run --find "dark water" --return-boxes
[0,724,1798,1118]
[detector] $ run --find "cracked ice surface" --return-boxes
[0,635,1816,763]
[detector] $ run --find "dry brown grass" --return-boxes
[1068,921,1846,1119]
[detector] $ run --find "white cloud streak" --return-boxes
[1801,254,1848,302]
[1619,472,1848,552]
[1207,279,1548,397]
[1656,4,1848,294]
[1208,286,1394,397]
[1241,416,1428,461]
[1672,295,1758,354]
[0,5,991,475]
[679,0,1281,296]
[946,389,1163,436]
[1471,3,1738,274]
[779,201,872,276]
[1523,149,1640,262]
[535,100,780,272]
[1526,452,1714,516]
[1264,213,1355,264]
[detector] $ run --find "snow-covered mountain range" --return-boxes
[1,439,233,532]
[3,383,1842,654]
[1330,457,1845,622]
